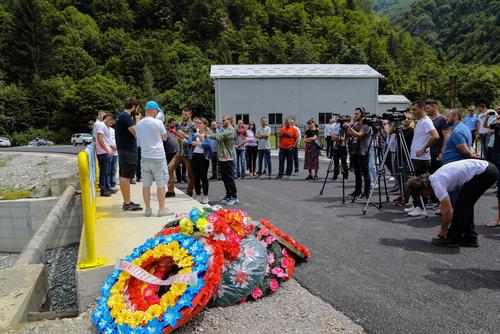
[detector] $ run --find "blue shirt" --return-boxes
[462,114,478,132]
[442,122,472,164]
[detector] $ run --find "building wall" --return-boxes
[378,102,410,114]
[214,78,379,126]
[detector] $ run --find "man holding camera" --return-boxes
[426,99,450,173]
[442,109,476,164]
[343,108,372,198]
[331,117,348,180]
[406,100,439,217]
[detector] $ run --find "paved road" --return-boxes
[6,146,500,333]
[178,157,500,334]
[0,145,84,155]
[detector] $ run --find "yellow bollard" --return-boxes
[77,149,104,269]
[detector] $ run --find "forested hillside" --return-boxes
[0,0,498,144]
[393,0,499,65]
[373,0,415,19]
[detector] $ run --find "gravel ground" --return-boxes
[0,252,19,270]
[0,152,78,198]
[42,244,79,311]
[6,279,364,334]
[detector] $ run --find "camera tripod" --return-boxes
[319,128,348,203]
[362,123,422,215]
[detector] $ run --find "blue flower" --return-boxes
[103,326,115,334]
[176,295,193,309]
[162,307,182,328]
[117,324,132,334]
[189,208,201,222]
[162,235,174,243]
[145,318,161,334]
[181,238,194,248]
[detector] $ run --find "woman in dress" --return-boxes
[246,121,258,176]
[303,119,320,180]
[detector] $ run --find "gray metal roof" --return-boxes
[378,95,411,104]
[210,64,384,79]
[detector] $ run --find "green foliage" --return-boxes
[11,127,59,146]
[0,0,498,145]
[0,185,36,200]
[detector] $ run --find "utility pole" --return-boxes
[418,75,428,101]
[448,75,458,108]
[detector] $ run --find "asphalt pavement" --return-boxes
[178,156,500,334]
[0,145,84,155]
[4,146,500,333]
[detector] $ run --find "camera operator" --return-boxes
[406,100,439,217]
[486,108,500,228]
[331,116,349,180]
[386,112,414,205]
[407,159,498,248]
[343,108,373,198]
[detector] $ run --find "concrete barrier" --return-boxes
[0,195,82,252]
[0,264,49,330]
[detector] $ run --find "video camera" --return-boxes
[362,113,383,129]
[382,108,408,123]
[332,113,350,127]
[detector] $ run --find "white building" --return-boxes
[210,64,384,127]
[378,95,411,114]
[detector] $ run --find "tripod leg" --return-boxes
[319,157,334,196]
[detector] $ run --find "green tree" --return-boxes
[4,0,52,84]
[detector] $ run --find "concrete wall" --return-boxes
[214,77,379,124]
[0,195,82,252]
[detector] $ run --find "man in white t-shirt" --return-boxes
[136,101,168,217]
[407,159,497,248]
[406,100,439,217]
[108,120,118,189]
[324,117,337,158]
[95,113,115,197]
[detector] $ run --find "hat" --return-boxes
[145,100,163,113]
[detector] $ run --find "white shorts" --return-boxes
[141,158,168,188]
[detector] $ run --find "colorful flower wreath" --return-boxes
[259,219,311,258]
[92,234,212,334]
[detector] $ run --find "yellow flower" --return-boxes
[180,218,194,235]
[173,248,188,262]
[170,283,187,297]
[196,218,208,233]
[178,255,194,268]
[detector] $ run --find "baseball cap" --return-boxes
[145,100,163,113]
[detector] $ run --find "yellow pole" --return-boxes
[77,149,104,269]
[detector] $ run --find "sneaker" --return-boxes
[293,172,298,176]
[262,171,267,175]
[221,195,230,203]
[157,209,169,217]
[225,197,239,205]
[408,207,427,217]
[282,175,289,180]
[431,236,459,248]
[371,182,378,189]
[100,191,111,197]
[108,189,118,194]
[404,206,417,213]
[123,202,143,211]
[332,175,338,181]
[387,176,395,182]
[165,191,176,198]
[458,238,479,248]
[274,176,282,180]
[201,196,209,204]
[145,208,152,217]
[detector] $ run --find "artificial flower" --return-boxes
[269,279,279,292]
[251,288,263,299]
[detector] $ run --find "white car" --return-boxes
[0,137,11,147]
[28,138,54,146]
[71,133,93,146]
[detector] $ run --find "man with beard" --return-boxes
[442,109,476,164]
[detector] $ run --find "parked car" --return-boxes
[71,133,93,146]
[0,137,11,147]
[28,137,54,146]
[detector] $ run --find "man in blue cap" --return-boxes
[136,101,169,217]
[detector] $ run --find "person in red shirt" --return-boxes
[276,118,299,180]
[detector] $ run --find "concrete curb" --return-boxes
[15,185,77,266]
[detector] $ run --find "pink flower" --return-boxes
[260,229,270,237]
[281,257,289,269]
[266,264,271,274]
[272,267,286,278]
[282,248,288,257]
[269,278,279,292]
[268,253,275,264]
[251,288,263,299]
[265,236,277,245]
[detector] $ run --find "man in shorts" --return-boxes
[115,97,143,211]
[136,101,169,217]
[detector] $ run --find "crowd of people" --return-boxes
[92,96,500,248]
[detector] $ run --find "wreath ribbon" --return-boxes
[115,259,198,286]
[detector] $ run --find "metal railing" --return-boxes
[77,143,104,269]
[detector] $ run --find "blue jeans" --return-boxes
[232,147,237,177]
[109,155,117,187]
[368,147,376,183]
[258,149,272,175]
[97,153,110,192]
[278,148,293,177]
[236,149,246,177]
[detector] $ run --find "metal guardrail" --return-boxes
[77,143,104,269]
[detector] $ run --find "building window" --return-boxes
[268,113,283,125]
[318,113,333,124]
[235,114,249,124]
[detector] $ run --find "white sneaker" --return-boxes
[201,196,209,204]
[408,207,427,217]
[371,182,378,189]
[404,206,417,213]
[157,208,169,217]
[387,176,395,182]
[145,208,152,217]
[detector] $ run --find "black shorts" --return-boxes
[118,149,137,179]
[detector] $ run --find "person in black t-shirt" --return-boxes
[115,97,143,211]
